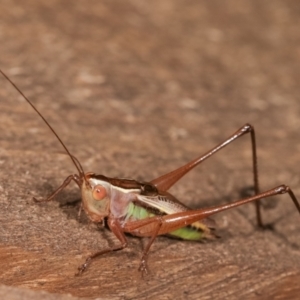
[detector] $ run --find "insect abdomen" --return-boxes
[167,226,204,240]
[126,202,208,241]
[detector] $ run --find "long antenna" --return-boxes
[0,68,85,177]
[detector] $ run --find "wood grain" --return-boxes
[0,0,300,299]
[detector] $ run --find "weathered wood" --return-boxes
[0,0,299,299]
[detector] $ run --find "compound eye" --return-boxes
[92,185,107,201]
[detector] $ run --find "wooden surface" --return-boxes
[0,1,300,299]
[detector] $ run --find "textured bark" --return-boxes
[0,1,299,299]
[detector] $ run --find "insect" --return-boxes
[1,68,300,276]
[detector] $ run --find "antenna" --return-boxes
[0,68,85,177]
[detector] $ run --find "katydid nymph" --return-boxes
[1,68,300,276]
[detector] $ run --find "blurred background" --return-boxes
[0,1,299,299]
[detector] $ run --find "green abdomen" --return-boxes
[126,202,206,241]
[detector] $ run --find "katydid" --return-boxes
[1,68,300,276]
